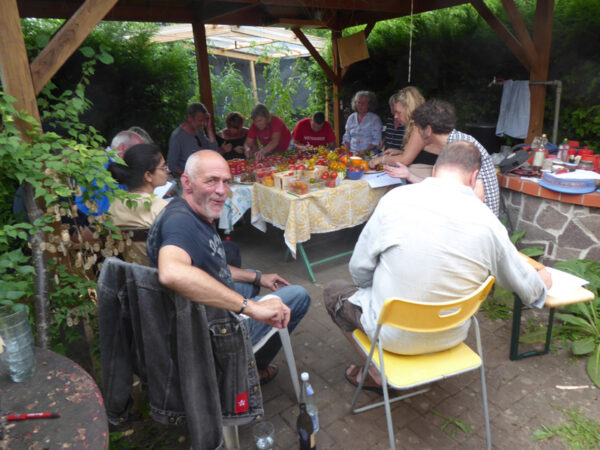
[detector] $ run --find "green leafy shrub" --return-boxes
[210,62,255,130]
[0,46,132,354]
[553,259,600,388]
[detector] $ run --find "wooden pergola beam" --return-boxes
[470,0,530,71]
[500,0,537,66]
[30,0,119,95]
[217,0,470,15]
[291,27,341,85]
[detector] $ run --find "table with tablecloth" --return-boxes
[219,183,253,233]
[251,179,395,281]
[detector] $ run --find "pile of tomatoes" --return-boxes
[320,171,339,188]
[227,146,370,185]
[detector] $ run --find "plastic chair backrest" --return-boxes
[377,276,495,333]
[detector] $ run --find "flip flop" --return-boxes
[259,364,279,386]
[345,364,384,396]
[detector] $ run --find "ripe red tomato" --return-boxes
[330,171,338,179]
[321,171,330,180]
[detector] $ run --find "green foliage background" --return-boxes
[15,0,600,152]
[338,0,600,149]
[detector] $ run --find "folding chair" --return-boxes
[224,326,300,449]
[350,276,495,450]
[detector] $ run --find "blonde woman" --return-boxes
[369,86,437,168]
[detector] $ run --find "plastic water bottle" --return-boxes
[558,138,569,162]
[300,372,319,433]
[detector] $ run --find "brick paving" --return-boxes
[231,221,599,449]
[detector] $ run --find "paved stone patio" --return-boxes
[230,221,599,449]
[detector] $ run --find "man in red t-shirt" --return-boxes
[244,104,292,161]
[291,112,336,151]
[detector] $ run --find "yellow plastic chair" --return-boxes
[351,276,495,450]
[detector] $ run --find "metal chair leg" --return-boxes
[278,328,300,401]
[223,425,240,449]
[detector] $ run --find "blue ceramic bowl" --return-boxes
[346,169,364,180]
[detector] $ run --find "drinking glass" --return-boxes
[252,420,275,450]
[0,304,36,382]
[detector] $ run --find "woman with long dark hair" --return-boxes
[108,144,169,265]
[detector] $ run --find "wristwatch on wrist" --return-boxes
[238,297,248,314]
[252,270,262,286]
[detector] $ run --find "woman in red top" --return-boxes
[244,104,292,161]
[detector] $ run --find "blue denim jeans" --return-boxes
[233,282,311,369]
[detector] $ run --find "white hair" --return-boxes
[110,130,145,150]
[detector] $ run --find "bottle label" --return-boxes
[306,385,314,396]
[310,411,319,432]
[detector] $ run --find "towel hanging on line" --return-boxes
[495,80,530,139]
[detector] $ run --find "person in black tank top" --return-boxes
[217,112,249,160]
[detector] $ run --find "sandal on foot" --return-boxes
[259,365,279,385]
[345,364,384,395]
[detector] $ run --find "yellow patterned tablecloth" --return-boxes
[251,180,390,257]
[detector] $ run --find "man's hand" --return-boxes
[245,296,290,329]
[537,267,552,290]
[261,273,290,291]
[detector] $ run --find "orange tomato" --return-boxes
[340,155,350,166]
[360,160,370,171]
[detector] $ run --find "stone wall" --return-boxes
[501,188,600,265]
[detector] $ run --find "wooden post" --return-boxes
[527,0,555,142]
[0,0,49,348]
[331,29,342,146]
[0,0,40,124]
[192,22,216,133]
[250,60,259,102]
[325,88,330,123]
[472,0,555,144]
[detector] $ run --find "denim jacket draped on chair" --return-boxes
[97,258,263,450]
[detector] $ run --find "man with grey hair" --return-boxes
[168,102,217,175]
[147,150,310,384]
[110,129,147,157]
[325,141,551,392]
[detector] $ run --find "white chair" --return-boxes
[224,326,300,449]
